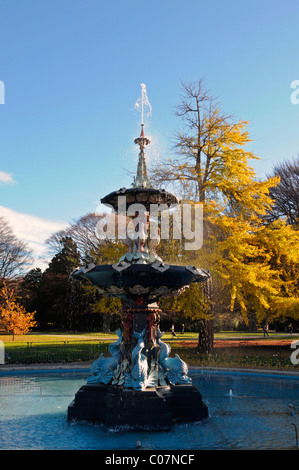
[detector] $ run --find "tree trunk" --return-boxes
[247,310,258,332]
[196,277,214,354]
[102,314,111,333]
[196,318,214,354]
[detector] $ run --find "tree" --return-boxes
[151,80,277,214]
[21,233,120,331]
[22,267,43,287]
[0,216,32,282]
[160,281,214,352]
[46,213,126,265]
[46,236,81,274]
[46,216,125,331]
[91,296,122,333]
[20,268,43,318]
[150,79,286,352]
[46,213,99,262]
[266,155,299,228]
[0,282,36,339]
[205,217,299,326]
[37,237,83,329]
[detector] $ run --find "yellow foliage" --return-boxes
[0,283,36,339]
[151,80,299,325]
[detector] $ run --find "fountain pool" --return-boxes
[0,369,298,450]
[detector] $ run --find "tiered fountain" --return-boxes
[68,103,209,428]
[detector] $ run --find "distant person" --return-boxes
[262,325,269,337]
[170,324,177,337]
[289,323,293,335]
[181,324,185,334]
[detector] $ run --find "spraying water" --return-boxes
[134,83,152,125]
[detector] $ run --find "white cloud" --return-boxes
[0,205,68,271]
[0,171,16,184]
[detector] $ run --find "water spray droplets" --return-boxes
[134,83,152,125]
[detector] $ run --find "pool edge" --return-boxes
[0,362,298,377]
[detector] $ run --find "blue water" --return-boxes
[0,369,298,450]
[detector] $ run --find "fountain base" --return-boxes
[67,383,209,428]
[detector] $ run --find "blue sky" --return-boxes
[0,0,299,268]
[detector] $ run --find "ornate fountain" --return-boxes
[68,95,209,427]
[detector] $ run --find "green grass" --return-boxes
[172,346,298,371]
[0,331,111,364]
[0,330,298,369]
[2,340,109,364]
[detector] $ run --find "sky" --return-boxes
[0,0,299,270]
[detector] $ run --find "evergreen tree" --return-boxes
[46,236,81,274]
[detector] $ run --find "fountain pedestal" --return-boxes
[67,301,209,428]
[68,383,208,428]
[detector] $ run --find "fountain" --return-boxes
[67,87,210,428]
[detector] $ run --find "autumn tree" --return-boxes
[0,282,36,339]
[151,80,277,213]
[206,216,299,327]
[150,79,291,352]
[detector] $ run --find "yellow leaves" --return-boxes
[0,283,36,338]
[152,81,299,325]
[271,297,299,320]
[167,282,212,321]
[230,285,237,312]
[195,203,299,324]
[92,296,121,315]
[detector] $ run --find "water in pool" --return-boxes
[0,369,298,450]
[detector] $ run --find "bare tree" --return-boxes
[266,156,299,228]
[46,213,101,261]
[0,216,32,282]
[46,212,126,264]
[150,79,242,204]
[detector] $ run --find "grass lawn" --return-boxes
[0,330,298,370]
[0,331,112,364]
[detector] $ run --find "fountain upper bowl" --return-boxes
[71,263,209,302]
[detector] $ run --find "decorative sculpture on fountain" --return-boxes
[87,328,122,384]
[87,325,192,389]
[156,328,191,385]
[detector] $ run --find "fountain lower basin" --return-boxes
[1,369,298,450]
